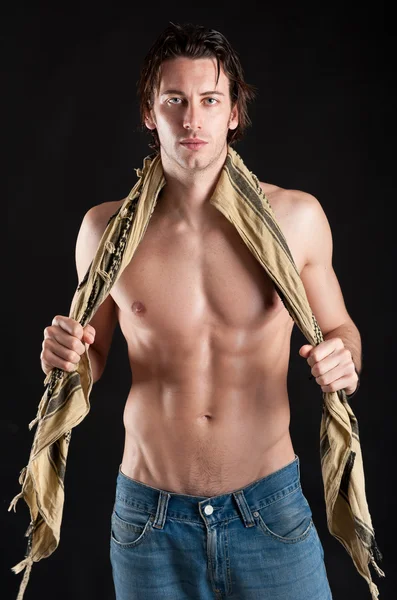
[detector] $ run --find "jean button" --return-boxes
[253,511,259,517]
[204,504,214,515]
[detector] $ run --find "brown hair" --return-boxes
[137,22,257,150]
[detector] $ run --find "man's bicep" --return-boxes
[299,195,353,335]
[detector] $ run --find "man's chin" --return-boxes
[175,152,209,171]
[159,143,225,172]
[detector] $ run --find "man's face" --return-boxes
[145,56,238,172]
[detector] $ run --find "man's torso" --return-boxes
[96,183,308,495]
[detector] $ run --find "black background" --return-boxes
[5,2,395,599]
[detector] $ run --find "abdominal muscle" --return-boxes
[120,327,296,497]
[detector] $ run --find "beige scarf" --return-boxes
[9,145,385,599]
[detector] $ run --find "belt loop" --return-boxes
[153,490,171,529]
[295,453,301,480]
[232,490,255,528]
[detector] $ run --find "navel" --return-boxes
[198,414,213,421]
[131,300,146,315]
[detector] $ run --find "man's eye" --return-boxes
[166,97,218,105]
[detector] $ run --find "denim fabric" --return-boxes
[109,454,332,599]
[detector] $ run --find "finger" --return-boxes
[310,338,343,365]
[82,325,96,343]
[299,345,312,356]
[41,344,79,373]
[44,326,86,355]
[320,374,353,394]
[84,324,96,337]
[52,315,84,340]
[315,363,348,389]
[311,353,341,379]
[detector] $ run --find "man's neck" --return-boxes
[156,145,228,230]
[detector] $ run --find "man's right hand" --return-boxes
[41,316,96,376]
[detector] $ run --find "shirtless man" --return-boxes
[40,23,360,600]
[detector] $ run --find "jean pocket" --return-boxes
[111,500,154,548]
[254,485,313,544]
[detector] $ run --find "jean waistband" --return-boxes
[114,454,301,528]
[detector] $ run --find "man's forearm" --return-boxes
[323,320,362,375]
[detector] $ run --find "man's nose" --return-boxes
[183,103,202,130]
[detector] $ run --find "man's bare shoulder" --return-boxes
[84,198,126,235]
[258,181,323,224]
[259,181,318,206]
[75,198,128,270]
[258,181,334,272]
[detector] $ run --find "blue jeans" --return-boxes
[109,454,332,599]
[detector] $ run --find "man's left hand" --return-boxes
[299,338,359,395]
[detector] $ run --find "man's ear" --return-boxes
[228,104,239,131]
[144,108,157,131]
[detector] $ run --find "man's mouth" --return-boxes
[180,139,208,151]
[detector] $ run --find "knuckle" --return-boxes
[344,348,351,360]
[67,349,78,363]
[70,338,81,353]
[73,323,83,339]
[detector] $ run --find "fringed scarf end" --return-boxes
[8,467,28,512]
[8,491,24,513]
[11,553,34,600]
[369,580,381,600]
[371,537,384,565]
[28,416,39,430]
[369,536,385,578]
[366,540,386,599]
[370,554,386,578]
[11,554,32,575]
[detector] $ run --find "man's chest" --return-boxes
[109,204,303,333]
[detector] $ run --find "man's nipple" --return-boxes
[131,301,146,315]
